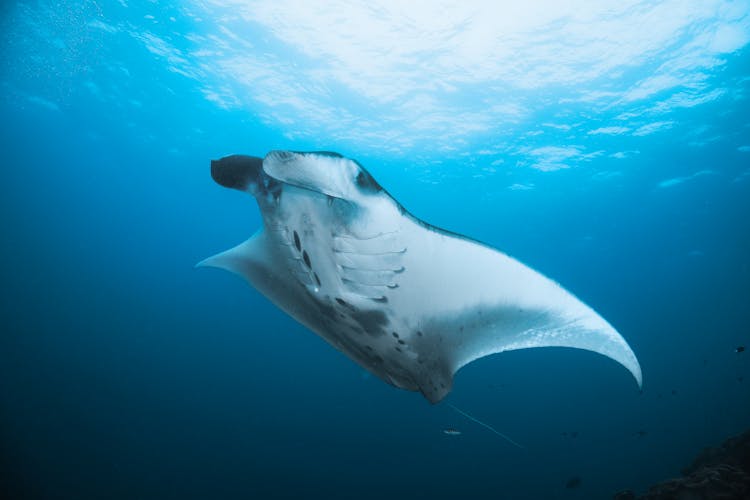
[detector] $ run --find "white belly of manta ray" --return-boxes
[199,150,642,404]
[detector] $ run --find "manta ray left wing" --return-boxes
[200,151,641,403]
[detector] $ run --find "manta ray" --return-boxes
[199,151,641,403]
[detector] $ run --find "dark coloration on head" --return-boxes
[736,346,745,353]
[565,476,582,489]
[355,169,382,194]
[210,155,263,191]
[210,154,282,201]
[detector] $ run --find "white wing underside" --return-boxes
[333,207,642,398]
[201,152,642,403]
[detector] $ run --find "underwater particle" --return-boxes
[613,490,636,500]
[736,346,745,353]
[565,476,582,489]
[443,428,461,436]
[636,430,648,438]
[671,389,678,396]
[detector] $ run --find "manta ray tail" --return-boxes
[447,403,525,449]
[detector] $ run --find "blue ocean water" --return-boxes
[1,1,749,498]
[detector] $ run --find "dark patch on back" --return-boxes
[313,272,321,287]
[293,230,301,251]
[392,331,399,339]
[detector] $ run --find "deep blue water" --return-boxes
[1,2,749,499]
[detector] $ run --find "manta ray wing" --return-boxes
[200,151,641,403]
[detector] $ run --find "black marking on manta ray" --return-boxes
[293,230,301,251]
[335,297,353,309]
[347,308,389,337]
[355,169,382,194]
[302,250,311,269]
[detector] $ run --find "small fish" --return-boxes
[636,430,648,437]
[565,476,582,489]
[443,428,462,436]
[736,346,745,353]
